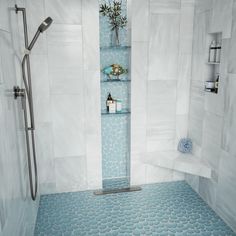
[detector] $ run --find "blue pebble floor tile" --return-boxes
[34,181,235,236]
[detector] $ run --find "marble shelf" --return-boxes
[144,151,212,179]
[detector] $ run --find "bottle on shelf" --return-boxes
[215,41,222,63]
[109,101,116,113]
[106,93,113,112]
[215,74,220,93]
[209,40,216,63]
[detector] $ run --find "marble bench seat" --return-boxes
[143,151,212,179]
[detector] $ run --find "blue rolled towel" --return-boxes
[178,138,192,153]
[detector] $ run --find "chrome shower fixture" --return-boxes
[14,4,53,201]
[28,17,53,51]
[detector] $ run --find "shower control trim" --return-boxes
[13,86,25,99]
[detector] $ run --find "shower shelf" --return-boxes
[101,109,130,115]
[101,79,131,83]
[144,151,212,179]
[100,45,131,50]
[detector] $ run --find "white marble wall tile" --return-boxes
[176,55,192,115]
[199,177,217,208]
[189,80,205,117]
[84,70,101,134]
[228,2,236,74]
[130,159,146,185]
[131,42,148,155]
[179,1,194,54]
[0,0,15,32]
[222,74,236,157]
[176,114,188,145]
[47,24,83,95]
[192,11,209,55]
[195,0,213,13]
[148,13,180,80]
[45,0,82,25]
[82,0,100,71]
[30,54,52,123]
[86,134,102,190]
[216,151,236,232]
[131,0,149,42]
[185,174,200,192]
[145,164,175,184]
[0,29,38,235]
[210,0,233,39]
[52,94,86,158]
[35,123,55,185]
[147,138,175,153]
[150,0,181,14]
[188,116,203,146]
[55,156,87,192]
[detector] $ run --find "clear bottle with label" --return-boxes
[209,40,216,63]
[106,93,113,112]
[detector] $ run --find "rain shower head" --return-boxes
[38,17,53,33]
[28,17,53,51]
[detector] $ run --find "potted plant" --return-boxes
[100,1,127,46]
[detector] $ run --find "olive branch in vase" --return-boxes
[100,1,127,45]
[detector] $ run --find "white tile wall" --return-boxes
[131,0,194,185]
[0,19,38,236]
[45,0,82,24]
[187,0,236,232]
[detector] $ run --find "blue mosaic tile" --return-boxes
[100,0,131,182]
[34,181,236,236]
[101,115,130,179]
[103,177,130,190]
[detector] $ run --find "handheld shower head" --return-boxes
[38,17,53,33]
[28,17,53,51]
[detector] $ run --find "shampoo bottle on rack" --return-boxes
[209,40,216,63]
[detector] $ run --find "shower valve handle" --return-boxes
[13,86,25,99]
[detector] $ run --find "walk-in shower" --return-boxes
[13,5,53,201]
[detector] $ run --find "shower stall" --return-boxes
[0,0,236,235]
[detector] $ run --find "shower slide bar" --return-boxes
[13,5,52,201]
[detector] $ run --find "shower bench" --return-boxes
[144,151,212,179]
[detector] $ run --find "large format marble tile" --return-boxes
[47,24,83,95]
[228,2,236,74]
[195,0,213,13]
[0,0,14,32]
[131,0,149,42]
[216,151,236,232]
[148,13,180,80]
[210,0,233,39]
[179,1,194,54]
[222,74,236,157]
[55,156,87,192]
[0,30,38,235]
[176,55,192,115]
[199,177,217,208]
[51,94,86,158]
[45,0,82,24]
[36,123,55,185]
[150,0,181,14]
[82,0,100,71]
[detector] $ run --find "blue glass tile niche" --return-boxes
[99,0,131,187]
